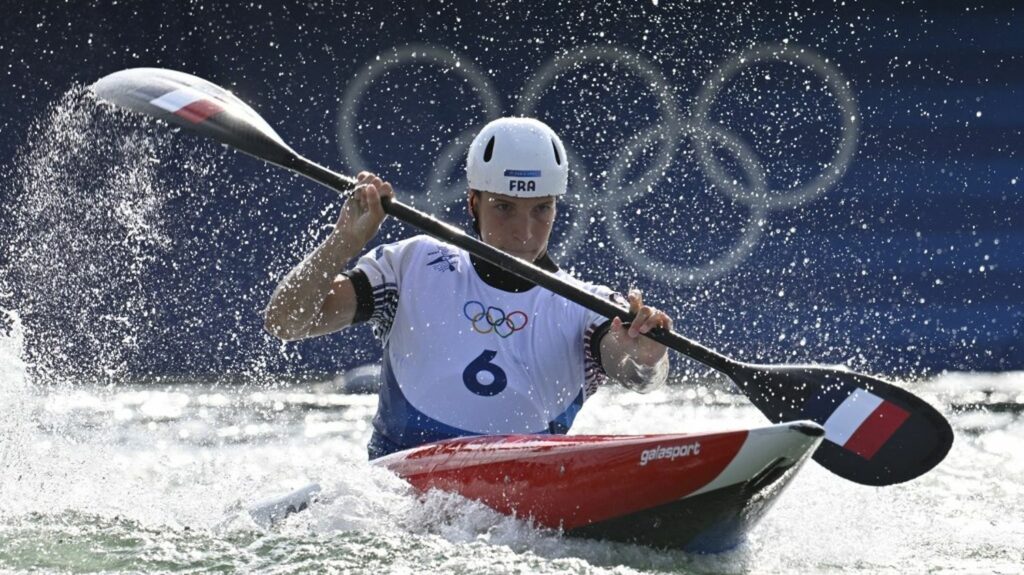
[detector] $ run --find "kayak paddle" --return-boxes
[93,67,953,486]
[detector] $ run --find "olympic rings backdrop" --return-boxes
[2,1,1021,376]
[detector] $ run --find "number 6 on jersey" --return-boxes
[463,350,508,396]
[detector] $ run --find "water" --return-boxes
[1,89,1022,575]
[1,326,1021,574]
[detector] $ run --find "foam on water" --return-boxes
[0,311,34,506]
[3,320,1024,573]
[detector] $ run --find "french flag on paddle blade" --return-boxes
[823,388,909,460]
[148,87,224,124]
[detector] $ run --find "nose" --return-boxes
[510,213,532,244]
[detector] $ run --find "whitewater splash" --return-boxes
[0,85,375,383]
[0,310,33,510]
[0,86,180,381]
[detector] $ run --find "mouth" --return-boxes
[506,248,539,260]
[488,240,543,261]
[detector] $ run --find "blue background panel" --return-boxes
[0,2,1020,378]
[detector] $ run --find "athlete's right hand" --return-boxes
[336,171,395,247]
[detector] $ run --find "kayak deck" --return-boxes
[375,421,824,552]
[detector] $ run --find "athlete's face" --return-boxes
[469,191,557,262]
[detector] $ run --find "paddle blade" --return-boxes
[729,363,953,486]
[93,68,295,165]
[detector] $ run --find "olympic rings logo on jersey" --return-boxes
[338,42,858,285]
[463,301,529,338]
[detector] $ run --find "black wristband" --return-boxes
[589,318,614,369]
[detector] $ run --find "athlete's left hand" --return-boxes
[608,289,672,366]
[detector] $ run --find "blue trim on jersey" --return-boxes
[367,430,406,460]
[548,389,585,434]
[371,349,478,448]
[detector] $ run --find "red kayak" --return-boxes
[375,420,824,552]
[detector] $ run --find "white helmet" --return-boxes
[466,117,568,198]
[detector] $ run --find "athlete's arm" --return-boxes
[264,172,394,341]
[598,290,671,392]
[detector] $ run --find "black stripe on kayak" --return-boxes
[567,457,798,553]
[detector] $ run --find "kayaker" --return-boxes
[265,117,673,459]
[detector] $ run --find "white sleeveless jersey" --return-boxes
[351,235,615,448]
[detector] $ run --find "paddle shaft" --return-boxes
[287,154,736,374]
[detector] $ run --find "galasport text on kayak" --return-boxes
[639,442,702,466]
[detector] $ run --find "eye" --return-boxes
[494,202,512,212]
